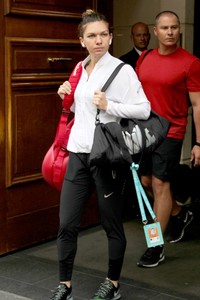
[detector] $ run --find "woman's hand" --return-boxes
[93,90,108,110]
[58,81,72,100]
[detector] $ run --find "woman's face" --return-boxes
[80,20,112,60]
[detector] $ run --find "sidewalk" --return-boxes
[0,291,32,300]
[0,198,200,300]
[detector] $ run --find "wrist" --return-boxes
[195,141,200,147]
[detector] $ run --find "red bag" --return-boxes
[42,62,82,190]
[42,109,73,190]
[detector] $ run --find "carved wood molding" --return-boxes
[4,0,94,18]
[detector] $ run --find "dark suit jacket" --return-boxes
[119,48,140,70]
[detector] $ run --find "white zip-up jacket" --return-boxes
[67,52,150,153]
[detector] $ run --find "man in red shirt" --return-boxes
[136,10,200,268]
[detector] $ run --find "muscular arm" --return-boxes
[189,91,200,166]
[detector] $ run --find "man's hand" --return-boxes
[190,145,200,167]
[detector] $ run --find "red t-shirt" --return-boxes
[136,47,200,139]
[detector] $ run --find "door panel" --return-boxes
[5,38,85,187]
[10,39,84,76]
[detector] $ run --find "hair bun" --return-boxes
[82,9,95,18]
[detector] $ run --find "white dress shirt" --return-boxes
[135,47,143,56]
[67,52,150,153]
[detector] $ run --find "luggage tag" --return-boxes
[143,221,164,248]
[130,163,164,249]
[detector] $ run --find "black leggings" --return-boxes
[57,152,127,281]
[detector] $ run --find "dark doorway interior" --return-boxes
[191,0,200,201]
[193,0,200,58]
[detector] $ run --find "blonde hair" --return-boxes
[78,9,109,37]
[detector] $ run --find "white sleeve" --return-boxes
[106,64,151,120]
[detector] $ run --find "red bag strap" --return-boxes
[135,49,152,73]
[53,118,74,189]
[52,61,82,189]
[54,108,71,146]
[62,61,83,109]
[53,112,74,189]
[56,61,82,144]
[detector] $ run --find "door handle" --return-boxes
[47,57,72,63]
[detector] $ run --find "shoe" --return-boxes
[176,197,191,206]
[166,208,194,243]
[137,245,165,268]
[91,278,121,300]
[50,283,73,300]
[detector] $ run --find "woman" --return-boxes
[51,9,150,300]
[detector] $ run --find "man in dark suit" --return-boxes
[120,22,150,69]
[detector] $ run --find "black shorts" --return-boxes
[139,138,183,181]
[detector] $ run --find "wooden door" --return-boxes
[0,0,113,255]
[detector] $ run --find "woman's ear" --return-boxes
[109,33,113,46]
[80,38,85,48]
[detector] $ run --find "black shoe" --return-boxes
[50,283,73,300]
[166,208,194,243]
[137,245,165,268]
[91,278,121,299]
